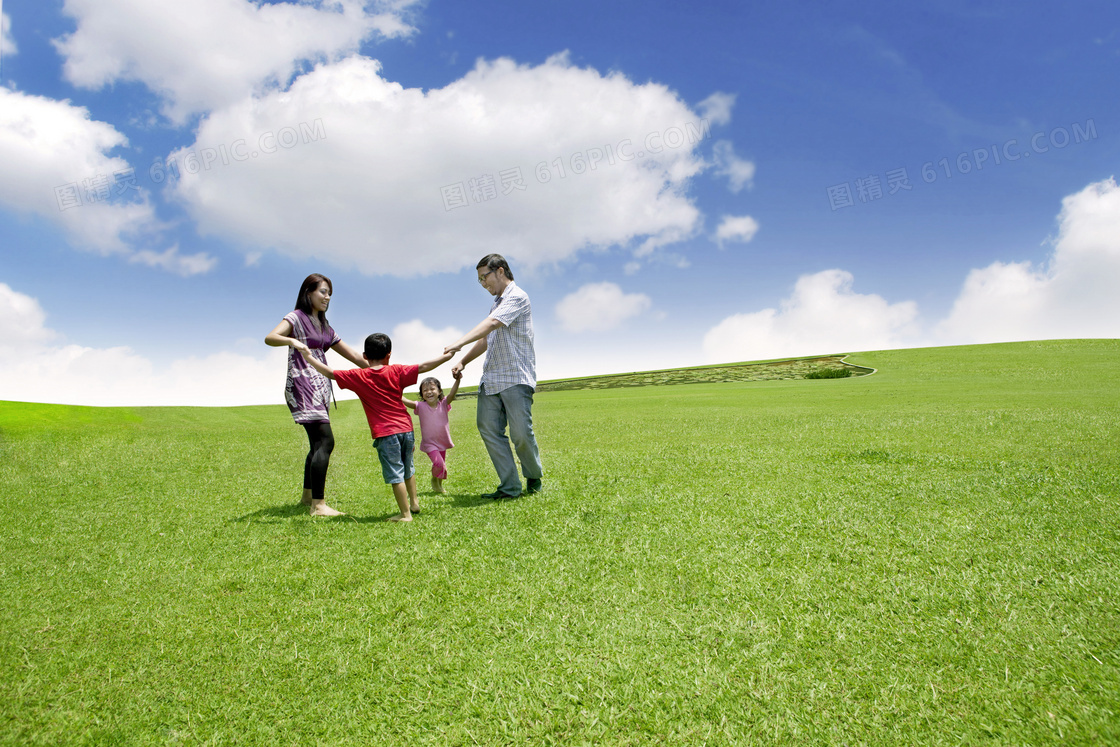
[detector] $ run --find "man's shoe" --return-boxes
[525,478,543,494]
[482,489,520,500]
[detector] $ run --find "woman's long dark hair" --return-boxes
[295,273,332,325]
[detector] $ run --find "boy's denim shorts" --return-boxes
[373,431,415,484]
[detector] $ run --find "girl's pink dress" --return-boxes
[416,399,453,479]
[416,399,453,453]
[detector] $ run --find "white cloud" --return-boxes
[714,215,760,247]
[0,285,466,406]
[0,282,296,406]
[712,140,755,193]
[697,91,735,126]
[701,178,1120,364]
[0,291,470,406]
[702,269,920,362]
[169,53,707,277]
[54,0,419,123]
[383,319,467,390]
[0,284,55,346]
[0,87,160,254]
[2,12,17,57]
[555,282,652,333]
[129,245,219,276]
[937,177,1120,343]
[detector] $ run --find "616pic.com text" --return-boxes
[827,119,1098,211]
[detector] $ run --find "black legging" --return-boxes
[302,422,335,502]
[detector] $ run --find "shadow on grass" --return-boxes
[230,492,494,524]
[228,503,374,523]
[344,493,493,521]
[344,512,412,524]
[231,503,310,522]
[446,491,497,509]
[230,506,407,524]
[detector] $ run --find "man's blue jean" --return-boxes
[476,383,542,495]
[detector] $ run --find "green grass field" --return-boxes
[2,340,1118,745]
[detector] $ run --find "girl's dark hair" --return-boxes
[295,273,332,324]
[419,377,444,401]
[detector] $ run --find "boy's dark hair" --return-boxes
[419,376,444,400]
[477,253,514,281]
[364,333,392,360]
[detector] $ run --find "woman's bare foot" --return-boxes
[300,489,313,506]
[387,513,413,522]
[309,499,343,516]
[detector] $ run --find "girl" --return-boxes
[265,274,367,516]
[403,370,460,493]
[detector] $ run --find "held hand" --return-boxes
[451,361,464,378]
[291,340,310,355]
[297,345,314,360]
[444,344,462,356]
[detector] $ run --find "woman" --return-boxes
[265,273,366,516]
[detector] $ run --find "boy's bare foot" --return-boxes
[300,489,313,506]
[410,501,421,514]
[387,513,413,522]
[309,499,343,517]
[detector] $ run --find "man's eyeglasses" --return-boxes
[478,270,494,285]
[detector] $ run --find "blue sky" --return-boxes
[1,0,1117,406]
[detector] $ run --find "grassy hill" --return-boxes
[1,340,1117,744]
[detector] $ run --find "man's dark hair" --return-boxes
[477,253,514,281]
[364,333,392,360]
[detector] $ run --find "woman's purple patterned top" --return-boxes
[283,309,340,424]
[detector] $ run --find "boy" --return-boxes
[301,333,452,522]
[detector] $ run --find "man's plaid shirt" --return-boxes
[481,281,536,394]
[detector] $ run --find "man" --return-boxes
[446,254,543,499]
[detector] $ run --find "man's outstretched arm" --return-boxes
[445,316,504,355]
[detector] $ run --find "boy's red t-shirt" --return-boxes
[333,364,419,438]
